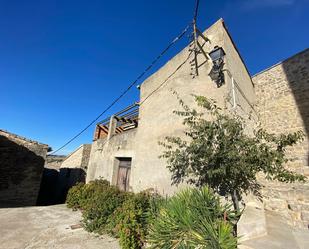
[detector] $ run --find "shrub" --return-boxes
[66,182,85,210]
[147,187,237,249]
[67,180,236,249]
[66,179,110,210]
[82,184,127,233]
[107,190,163,249]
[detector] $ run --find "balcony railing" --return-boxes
[94,103,139,140]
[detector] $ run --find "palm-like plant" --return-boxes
[147,187,237,249]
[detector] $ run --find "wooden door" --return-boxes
[116,158,131,191]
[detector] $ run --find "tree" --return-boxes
[159,95,305,211]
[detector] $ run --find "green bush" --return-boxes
[147,187,238,249]
[66,179,110,210]
[107,190,162,249]
[82,185,127,233]
[66,182,85,210]
[67,180,237,249]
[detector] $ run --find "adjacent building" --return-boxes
[0,129,49,207]
[57,144,91,202]
[253,49,309,228]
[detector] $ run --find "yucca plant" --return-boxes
[147,187,237,249]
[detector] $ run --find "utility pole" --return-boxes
[190,0,211,78]
[192,0,200,76]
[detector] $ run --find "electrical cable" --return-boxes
[82,50,194,152]
[50,24,191,155]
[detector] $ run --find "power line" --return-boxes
[81,50,194,152]
[50,24,191,155]
[139,51,193,106]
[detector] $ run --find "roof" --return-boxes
[0,129,49,147]
[59,143,91,162]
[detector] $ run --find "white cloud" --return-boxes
[241,0,295,10]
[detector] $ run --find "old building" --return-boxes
[57,144,91,202]
[253,48,309,228]
[0,129,49,207]
[87,19,256,193]
[86,18,309,228]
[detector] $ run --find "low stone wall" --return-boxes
[260,178,309,229]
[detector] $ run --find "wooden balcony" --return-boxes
[93,103,139,140]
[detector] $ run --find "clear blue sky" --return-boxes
[1,0,308,155]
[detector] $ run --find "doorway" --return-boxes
[116,158,131,191]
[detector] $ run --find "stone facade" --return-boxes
[57,144,91,202]
[253,48,309,228]
[131,19,255,195]
[0,129,49,207]
[87,129,137,185]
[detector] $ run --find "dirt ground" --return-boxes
[0,204,120,249]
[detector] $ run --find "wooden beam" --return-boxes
[196,28,210,43]
[197,41,209,61]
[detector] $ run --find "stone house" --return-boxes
[86,19,309,228]
[57,144,91,202]
[87,19,256,193]
[0,129,49,207]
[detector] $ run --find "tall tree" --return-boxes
[160,95,305,211]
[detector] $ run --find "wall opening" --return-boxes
[116,157,131,191]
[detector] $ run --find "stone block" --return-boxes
[238,205,267,242]
[300,203,309,211]
[301,211,309,222]
[264,198,287,211]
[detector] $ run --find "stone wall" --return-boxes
[45,155,66,171]
[253,48,309,228]
[87,129,137,188]
[131,19,255,195]
[0,130,48,207]
[57,144,92,202]
[37,155,66,205]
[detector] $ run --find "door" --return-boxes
[116,158,131,191]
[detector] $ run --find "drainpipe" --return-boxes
[231,76,236,109]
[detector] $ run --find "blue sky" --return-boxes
[1,0,308,155]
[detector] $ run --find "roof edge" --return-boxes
[0,129,49,147]
[220,19,255,87]
[252,48,309,78]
